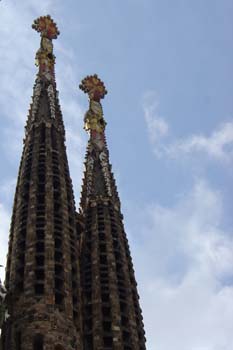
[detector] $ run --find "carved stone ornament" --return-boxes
[99,151,112,197]
[47,84,56,119]
[31,79,42,121]
[91,131,105,150]
[86,156,94,196]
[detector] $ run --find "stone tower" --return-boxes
[1,16,82,350]
[79,75,146,349]
[1,16,147,350]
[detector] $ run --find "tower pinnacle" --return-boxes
[79,74,107,102]
[79,75,114,205]
[32,15,59,82]
[80,74,107,133]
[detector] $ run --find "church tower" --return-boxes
[79,75,146,350]
[1,16,147,350]
[1,16,82,350]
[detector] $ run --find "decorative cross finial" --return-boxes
[32,15,59,82]
[79,74,108,102]
[32,15,60,39]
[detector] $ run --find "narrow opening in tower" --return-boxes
[123,331,131,343]
[121,315,129,327]
[102,306,111,318]
[36,229,45,240]
[55,291,64,307]
[55,276,64,290]
[73,310,78,321]
[40,124,46,143]
[51,126,58,150]
[36,255,44,266]
[33,334,44,350]
[54,238,62,249]
[55,263,63,276]
[35,269,45,281]
[103,336,113,347]
[103,321,111,332]
[35,283,44,295]
[36,242,44,253]
[84,335,93,350]
[55,251,63,262]
[15,331,22,350]
[84,318,92,331]
[55,345,65,350]
[85,304,92,317]
[101,293,110,302]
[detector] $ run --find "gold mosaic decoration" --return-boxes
[80,75,107,133]
[32,16,59,82]
[32,15,60,39]
[79,74,107,102]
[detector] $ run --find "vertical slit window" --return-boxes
[15,331,21,350]
[33,334,44,350]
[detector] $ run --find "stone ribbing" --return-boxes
[80,191,146,350]
[3,118,82,350]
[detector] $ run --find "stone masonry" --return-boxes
[1,16,82,350]
[1,16,146,350]
[79,75,146,350]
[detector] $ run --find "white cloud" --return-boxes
[167,122,233,163]
[143,91,169,157]
[143,91,233,163]
[128,180,233,350]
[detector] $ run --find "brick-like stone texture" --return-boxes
[79,133,146,349]
[1,65,146,350]
[1,79,82,350]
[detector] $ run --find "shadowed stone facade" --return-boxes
[79,75,146,350]
[1,16,146,350]
[1,16,82,350]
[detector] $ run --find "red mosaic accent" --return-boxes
[32,15,60,39]
[79,74,107,102]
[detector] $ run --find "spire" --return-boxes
[25,16,63,135]
[79,75,121,211]
[79,76,146,349]
[79,74,107,135]
[32,15,59,83]
[2,16,82,349]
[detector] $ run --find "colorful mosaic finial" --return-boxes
[80,75,107,133]
[79,74,108,102]
[32,15,60,39]
[32,16,59,82]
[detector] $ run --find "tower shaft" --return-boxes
[2,16,82,350]
[79,75,146,349]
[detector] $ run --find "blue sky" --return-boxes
[0,1,233,349]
